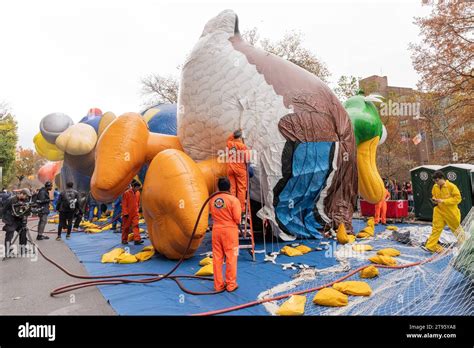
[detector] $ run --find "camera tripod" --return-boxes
[1,225,36,261]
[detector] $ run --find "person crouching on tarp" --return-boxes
[210,177,242,292]
[226,129,251,221]
[425,171,462,253]
[121,180,143,245]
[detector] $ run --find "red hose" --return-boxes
[192,251,444,316]
[28,191,230,297]
[28,197,445,315]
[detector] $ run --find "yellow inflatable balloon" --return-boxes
[33,132,64,161]
[98,111,116,138]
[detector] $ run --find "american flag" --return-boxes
[412,133,423,145]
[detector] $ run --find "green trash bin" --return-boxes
[440,164,474,221]
[410,165,442,221]
[471,170,474,200]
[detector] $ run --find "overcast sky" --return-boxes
[0,0,431,148]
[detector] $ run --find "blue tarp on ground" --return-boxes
[64,219,472,315]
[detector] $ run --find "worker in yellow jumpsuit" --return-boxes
[425,171,462,253]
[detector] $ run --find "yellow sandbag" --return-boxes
[139,219,145,224]
[367,217,375,226]
[199,256,213,266]
[356,231,371,239]
[295,245,312,254]
[127,233,134,242]
[134,248,155,262]
[386,225,398,231]
[357,217,375,238]
[280,246,303,257]
[276,295,306,316]
[347,235,356,244]
[80,221,93,226]
[352,244,373,252]
[142,245,154,252]
[333,281,372,296]
[116,253,138,264]
[377,248,401,257]
[101,248,125,263]
[369,255,397,266]
[139,228,145,233]
[87,228,102,233]
[336,223,349,244]
[360,265,379,279]
[195,264,213,276]
[85,224,99,229]
[313,288,348,307]
[97,217,108,222]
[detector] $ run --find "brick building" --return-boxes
[359,75,436,166]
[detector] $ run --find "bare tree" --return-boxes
[413,92,473,163]
[409,1,473,163]
[141,74,179,108]
[241,27,260,46]
[334,75,361,101]
[0,101,10,117]
[244,29,331,83]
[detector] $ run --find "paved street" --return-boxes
[0,218,115,315]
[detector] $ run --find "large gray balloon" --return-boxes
[40,112,74,144]
[64,149,95,177]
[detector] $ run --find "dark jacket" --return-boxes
[76,192,88,214]
[57,189,79,213]
[35,187,51,215]
[0,191,10,215]
[0,191,10,204]
[2,196,23,225]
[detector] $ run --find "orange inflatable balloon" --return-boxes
[196,158,227,195]
[146,133,183,162]
[142,149,209,260]
[91,113,149,201]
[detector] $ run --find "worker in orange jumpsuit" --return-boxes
[226,129,250,215]
[374,188,390,225]
[210,177,242,292]
[121,181,143,245]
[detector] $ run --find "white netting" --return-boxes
[259,208,474,315]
